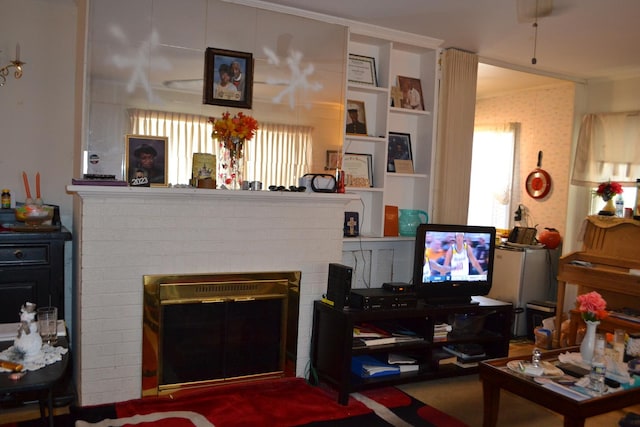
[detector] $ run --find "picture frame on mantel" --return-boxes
[126,135,169,187]
[203,47,253,108]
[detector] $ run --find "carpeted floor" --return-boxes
[0,377,465,427]
[399,340,640,427]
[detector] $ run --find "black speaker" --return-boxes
[327,263,353,310]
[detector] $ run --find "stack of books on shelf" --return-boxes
[352,322,424,347]
[443,343,486,368]
[433,322,452,342]
[351,353,421,378]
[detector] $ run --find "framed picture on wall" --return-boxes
[387,132,413,173]
[325,150,340,170]
[348,54,377,86]
[343,152,373,187]
[345,100,367,135]
[397,76,425,111]
[203,47,253,108]
[126,135,169,187]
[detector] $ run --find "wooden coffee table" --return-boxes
[479,347,640,427]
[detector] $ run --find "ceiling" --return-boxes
[253,0,640,97]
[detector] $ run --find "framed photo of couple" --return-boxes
[203,47,253,108]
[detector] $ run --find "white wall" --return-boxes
[0,0,77,323]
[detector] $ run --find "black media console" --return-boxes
[310,296,512,405]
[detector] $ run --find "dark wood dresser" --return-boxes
[0,208,71,322]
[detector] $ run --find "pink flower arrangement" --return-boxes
[595,180,623,201]
[576,291,609,322]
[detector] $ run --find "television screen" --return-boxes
[412,223,496,305]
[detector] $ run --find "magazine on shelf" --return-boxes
[443,343,486,360]
[351,355,400,378]
[353,322,424,347]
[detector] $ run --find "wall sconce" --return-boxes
[0,44,25,87]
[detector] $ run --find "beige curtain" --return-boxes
[432,49,478,224]
[245,123,313,188]
[129,109,312,187]
[572,111,640,186]
[129,109,213,185]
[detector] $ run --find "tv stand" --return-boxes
[310,295,512,404]
[423,296,479,307]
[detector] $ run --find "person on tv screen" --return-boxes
[474,236,490,274]
[443,233,485,278]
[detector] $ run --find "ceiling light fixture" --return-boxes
[516,0,553,65]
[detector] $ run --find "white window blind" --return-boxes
[572,111,640,186]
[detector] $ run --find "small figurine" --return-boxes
[13,302,42,360]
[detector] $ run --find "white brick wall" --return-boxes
[69,186,357,406]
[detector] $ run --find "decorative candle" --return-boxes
[22,171,32,199]
[15,43,20,62]
[36,172,41,199]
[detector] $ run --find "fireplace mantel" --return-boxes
[67,185,359,204]
[68,185,357,406]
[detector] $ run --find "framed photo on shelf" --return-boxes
[387,132,413,173]
[125,135,169,187]
[325,150,340,170]
[203,47,253,108]
[397,76,425,111]
[346,100,367,135]
[348,54,377,86]
[343,153,373,187]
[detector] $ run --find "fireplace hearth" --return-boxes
[142,271,300,396]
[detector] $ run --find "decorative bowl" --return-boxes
[15,205,54,226]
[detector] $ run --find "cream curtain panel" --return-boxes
[129,109,311,187]
[572,111,640,186]
[129,109,213,185]
[245,123,313,188]
[432,49,478,224]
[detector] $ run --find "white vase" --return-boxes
[580,320,600,365]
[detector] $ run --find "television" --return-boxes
[412,223,496,306]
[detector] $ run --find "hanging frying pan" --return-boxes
[525,151,552,199]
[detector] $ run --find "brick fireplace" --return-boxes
[68,186,356,406]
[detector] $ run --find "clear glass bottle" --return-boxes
[531,348,541,367]
[615,194,624,217]
[589,334,607,393]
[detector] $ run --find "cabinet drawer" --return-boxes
[0,244,50,265]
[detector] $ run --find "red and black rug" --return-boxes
[1,378,467,427]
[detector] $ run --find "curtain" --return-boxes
[129,109,213,185]
[468,123,519,229]
[246,123,313,189]
[432,48,478,224]
[129,109,312,187]
[572,111,640,186]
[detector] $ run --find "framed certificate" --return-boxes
[348,54,377,86]
[343,153,373,187]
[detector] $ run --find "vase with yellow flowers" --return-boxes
[594,180,623,216]
[210,111,258,189]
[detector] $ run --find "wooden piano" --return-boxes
[555,215,640,347]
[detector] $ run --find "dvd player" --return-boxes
[349,288,417,311]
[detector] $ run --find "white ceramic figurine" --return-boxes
[14,302,42,360]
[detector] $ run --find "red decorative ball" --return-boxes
[538,227,562,249]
